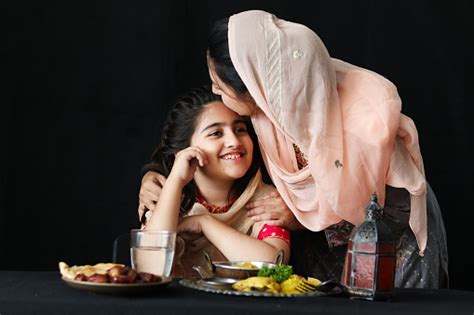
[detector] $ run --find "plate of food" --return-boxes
[59,261,172,295]
[180,262,345,297]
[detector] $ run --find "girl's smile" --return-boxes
[191,101,253,183]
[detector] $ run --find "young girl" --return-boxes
[142,86,290,278]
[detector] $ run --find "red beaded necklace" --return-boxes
[196,194,237,214]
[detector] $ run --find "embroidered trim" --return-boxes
[293,143,309,169]
[264,14,283,127]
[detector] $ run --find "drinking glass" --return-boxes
[130,229,176,277]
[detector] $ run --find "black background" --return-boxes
[3,1,473,290]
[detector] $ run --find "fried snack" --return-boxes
[280,275,322,294]
[307,277,321,286]
[59,262,124,280]
[280,275,303,294]
[232,276,280,293]
[59,262,162,284]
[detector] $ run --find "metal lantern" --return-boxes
[341,193,396,300]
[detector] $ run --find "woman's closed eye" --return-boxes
[235,126,248,134]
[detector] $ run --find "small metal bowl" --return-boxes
[211,261,276,279]
[202,250,284,280]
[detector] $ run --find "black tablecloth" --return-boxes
[0,271,473,315]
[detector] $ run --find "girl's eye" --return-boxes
[209,130,222,137]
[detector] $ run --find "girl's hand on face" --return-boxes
[170,146,208,187]
[245,191,304,231]
[138,171,166,223]
[178,214,211,234]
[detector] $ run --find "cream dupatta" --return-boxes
[172,171,275,278]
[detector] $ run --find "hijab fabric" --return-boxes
[227,10,427,254]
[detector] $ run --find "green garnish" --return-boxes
[258,265,273,277]
[258,264,293,283]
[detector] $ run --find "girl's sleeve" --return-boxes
[257,224,290,246]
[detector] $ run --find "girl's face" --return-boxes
[208,59,256,116]
[191,101,253,182]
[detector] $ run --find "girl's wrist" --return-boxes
[198,214,214,230]
[167,171,188,189]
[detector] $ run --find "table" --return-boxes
[0,271,473,314]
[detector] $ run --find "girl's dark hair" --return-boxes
[144,86,262,216]
[208,18,248,95]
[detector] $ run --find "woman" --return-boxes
[140,10,448,288]
[140,86,290,278]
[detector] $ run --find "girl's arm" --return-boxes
[179,215,290,263]
[145,147,207,231]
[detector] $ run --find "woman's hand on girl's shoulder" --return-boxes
[246,191,304,231]
[169,146,208,187]
[138,171,166,222]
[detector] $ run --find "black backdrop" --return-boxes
[3,1,473,290]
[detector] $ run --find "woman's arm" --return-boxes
[179,215,290,264]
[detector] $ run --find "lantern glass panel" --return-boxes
[354,255,375,289]
[354,242,376,253]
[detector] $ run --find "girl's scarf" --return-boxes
[173,170,275,277]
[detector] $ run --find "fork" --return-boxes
[295,278,345,294]
[295,278,318,293]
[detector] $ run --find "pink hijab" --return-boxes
[227,10,427,254]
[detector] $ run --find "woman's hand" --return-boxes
[169,146,208,187]
[245,191,304,231]
[138,171,166,222]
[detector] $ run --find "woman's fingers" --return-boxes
[261,219,285,227]
[246,191,302,230]
[153,173,166,186]
[138,171,165,222]
[246,191,280,209]
[143,181,162,198]
[138,203,146,221]
[139,188,159,203]
[249,210,281,222]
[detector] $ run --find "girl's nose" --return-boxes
[225,132,242,148]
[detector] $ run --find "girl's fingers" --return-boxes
[178,147,208,166]
[192,147,208,167]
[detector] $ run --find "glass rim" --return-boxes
[130,229,176,235]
